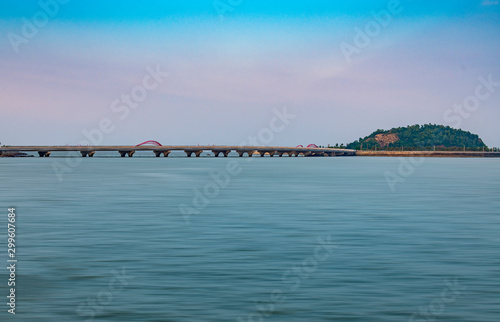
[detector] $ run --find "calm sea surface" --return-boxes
[0,156,499,321]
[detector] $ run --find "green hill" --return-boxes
[346,124,487,151]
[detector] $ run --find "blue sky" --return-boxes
[1,0,499,146]
[2,1,498,20]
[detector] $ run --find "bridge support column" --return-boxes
[185,150,202,157]
[38,151,51,157]
[237,151,253,157]
[80,151,95,157]
[223,151,230,157]
[155,151,171,157]
[119,151,135,157]
[154,150,170,157]
[259,151,266,157]
[269,151,277,157]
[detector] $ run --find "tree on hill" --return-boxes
[346,124,487,150]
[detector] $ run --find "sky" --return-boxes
[1,0,499,147]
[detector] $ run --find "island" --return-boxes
[336,124,499,157]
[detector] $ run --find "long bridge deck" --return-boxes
[0,145,356,157]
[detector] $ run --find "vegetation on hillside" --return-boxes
[344,124,488,151]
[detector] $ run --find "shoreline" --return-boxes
[355,151,500,158]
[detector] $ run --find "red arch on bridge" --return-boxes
[136,140,163,146]
[296,144,319,148]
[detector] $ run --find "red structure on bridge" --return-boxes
[135,140,162,146]
[297,144,318,148]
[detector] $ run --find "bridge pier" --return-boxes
[212,150,231,157]
[80,151,96,157]
[119,151,135,157]
[154,151,171,157]
[38,151,51,157]
[237,151,254,157]
[185,150,202,157]
[258,151,277,157]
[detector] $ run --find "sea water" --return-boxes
[0,157,499,321]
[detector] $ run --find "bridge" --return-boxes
[0,145,356,158]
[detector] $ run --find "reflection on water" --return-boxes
[0,157,499,321]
